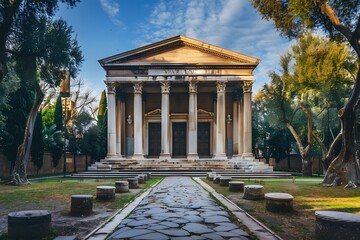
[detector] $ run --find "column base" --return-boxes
[242,152,254,159]
[132,153,145,160]
[187,153,199,160]
[213,153,228,160]
[159,153,171,160]
[105,154,126,161]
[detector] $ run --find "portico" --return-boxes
[99,35,259,162]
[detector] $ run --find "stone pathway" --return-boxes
[108,177,250,240]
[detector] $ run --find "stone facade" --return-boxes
[99,35,259,161]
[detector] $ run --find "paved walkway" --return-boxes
[108,177,250,240]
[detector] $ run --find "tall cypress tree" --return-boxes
[98,90,107,160]
[51,96,64,167]
[31,111,44,174]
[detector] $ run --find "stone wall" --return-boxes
[269,155,323,173]
[0,151,91,178]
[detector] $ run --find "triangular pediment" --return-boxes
[145,109,161,117]
[99,35,259,66]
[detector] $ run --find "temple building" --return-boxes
[99,35,259,163]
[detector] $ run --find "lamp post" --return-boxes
[63,98,67,177]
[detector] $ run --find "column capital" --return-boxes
[161,81,171,94]
[216,81,226,93]
[107,83,116,94]
[243,81,253,93]
[188,81,198,93]
[133,82,143,94]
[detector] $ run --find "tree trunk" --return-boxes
[73,152,77,173]
[9,85,44,185]
[322,68,360,186]
[302,157,313,177]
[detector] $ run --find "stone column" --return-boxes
[107,84,117,158]
[232,92,239,158]
[187,81,199,160]
[238,91,244,158]
[116,90,125,159]
[212,94,217,157]
[214,82,227,160]
[132,82,144,159]
[160,81,171,159]
[243,81,253,158]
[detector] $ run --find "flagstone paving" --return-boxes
[108,177,250,240]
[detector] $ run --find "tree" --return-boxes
[0,61,20,141]
[30,111,44,174]
[256,33,354,176]
[49,96,64,167]
[251,0,360,185]
[42,103,55,129]
[3,2,83,185]
[98,90,107,160]
[0,0,79,82]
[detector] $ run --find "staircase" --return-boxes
[87,158,273,172]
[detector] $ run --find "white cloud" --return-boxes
[137,0,292,93]
[99,0,125,28]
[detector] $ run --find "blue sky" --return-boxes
[58,0,292,98]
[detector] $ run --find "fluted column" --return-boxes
[160,81,171,159]
[133,82,144,159]
[107,84,117,158]
[116,90,125,159]
[214,81,227,160]
[187,81,199,160]
[238,91,244,158]
[232,92,239,158]
[243,81,253,158]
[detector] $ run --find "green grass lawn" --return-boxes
[0,176,163,239]
[203,177,360,240]
[0,177,162,210]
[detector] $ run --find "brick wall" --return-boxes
[0,151,91,178]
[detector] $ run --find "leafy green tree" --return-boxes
[79,125,100,166]
[43,124,63,168]
[41,104,55,129]
[0,62,20,141]
[0,0,79,81]
[2,1,83,185]
[30,111,44,174]
[98,90,107,160]
[256,33,354,176]
[251,0,360,185]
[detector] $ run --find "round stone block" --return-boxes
[207,172,216,180]
[141,173,148,181]
[229,181,245,192]
[115,181,129,193]
[315,211,360,240]
[243,185,265,200]
[213,175,221,184]
[96,186,115,200]
[8,210,51,240]
[265,192,293,212]
[127,178,139,189]
[137,174,145,184]
[71,194,93,216]
[219,177,232,186]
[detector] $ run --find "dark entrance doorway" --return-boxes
[198,122,210,156]
[172,122,187,157]
[148,123,161,157]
